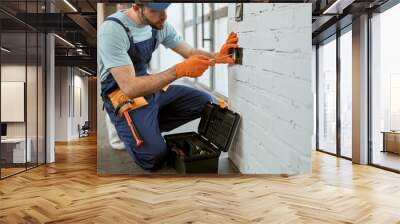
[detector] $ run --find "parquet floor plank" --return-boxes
[0,135,400,223]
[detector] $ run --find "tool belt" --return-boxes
[107,89,149,117]
[106,88,148,147]
[104,85,169,148]
[106,84,169,116]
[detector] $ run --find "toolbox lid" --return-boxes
[198,103,240,152]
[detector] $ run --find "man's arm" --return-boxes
[110,65,177,99]
[172,32,238,64]
[172,41,215,59]
[111,54,214,99]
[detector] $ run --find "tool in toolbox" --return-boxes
[108,89,148,147]
[216,97,227,108]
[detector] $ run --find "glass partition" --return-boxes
[0,0,47,179]
[0,23,28,178]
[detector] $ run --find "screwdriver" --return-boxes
[123,111,144,147]
[210,54,233,63]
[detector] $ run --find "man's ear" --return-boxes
[132,4,140,11]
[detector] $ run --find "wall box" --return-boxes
[235,3,243,22]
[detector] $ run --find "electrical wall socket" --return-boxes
[229,47,243,65]
[235,3,243,22]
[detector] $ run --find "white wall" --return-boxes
[46,32,56,163]
[72,73,89,138]
[55,67,89,141]
[55,67,68,141]
[145,3,313,174]
[227,4,313,174]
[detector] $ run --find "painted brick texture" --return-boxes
[227,3,313,174]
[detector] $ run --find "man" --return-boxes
[98,2,238,170]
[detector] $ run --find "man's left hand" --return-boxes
[214,32,239,64]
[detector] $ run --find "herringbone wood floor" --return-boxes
[1,135,400,224]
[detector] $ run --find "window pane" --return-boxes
[340,29,352,158]
[318,37,337,154]
[184,26,195,47]
[214,17,228,96]
[371,3,400,171]
[196,3,210,18]
[312,46,317,150]
[27,31,38,169]
[390,75,400,129]
[197,21,211,87]
[184,3,194,22]
[215,3,229,10]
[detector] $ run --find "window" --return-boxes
[197,20,211,88]
[371,3,400,171]
[317,37,337,155]
[184,26,195,47]
[340,29,352,158]
[312,46,317,150]
[181,3,230,97]
[183,3,194,22]
[390,74,400,130]
[215,3,229,10]
[214,17,229,96]
[316,28,353,159]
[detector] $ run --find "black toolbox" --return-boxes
[165,103,240,174]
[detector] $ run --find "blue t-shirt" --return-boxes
[97,10,183,81]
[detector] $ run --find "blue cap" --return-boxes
[144,3,171,11]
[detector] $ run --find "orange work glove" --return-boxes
[214,32,239,64]
[175,55,215,78]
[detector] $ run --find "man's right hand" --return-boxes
[175,55,215,78]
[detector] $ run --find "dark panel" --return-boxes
[15,13,83,32]
[313,14,353,44]
[55,55,97,71]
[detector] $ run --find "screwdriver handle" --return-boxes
[123,111,144,147]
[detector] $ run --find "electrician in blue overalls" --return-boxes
[98,2,238,170]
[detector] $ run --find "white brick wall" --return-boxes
[228,3,313,174]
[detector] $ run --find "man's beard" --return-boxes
[140,9,164,30]
[148,21,164,30]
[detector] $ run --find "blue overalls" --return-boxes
[101,17,214,170]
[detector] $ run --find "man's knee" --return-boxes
[134,140,168,170]
[194,91,214,113]
[200,91,214,104]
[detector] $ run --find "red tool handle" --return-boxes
[123,111,144,147]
